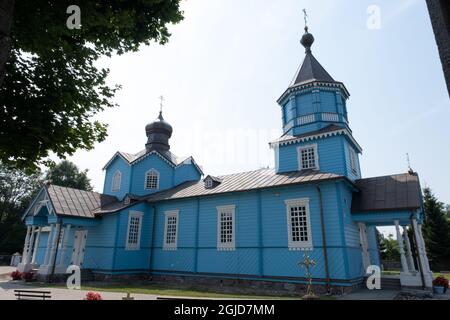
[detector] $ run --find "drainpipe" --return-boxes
[148,204,157,277]
[410,216,426,290]
[50,218,63,283]
[317,185,331,294]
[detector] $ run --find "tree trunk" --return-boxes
[0,0,15,87]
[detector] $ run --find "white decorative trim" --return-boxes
[217,205,236,251]
[125,211,143,251]
[144,169,160,190]
[163,210,179,251]
[278,80,350,105]
[269,127,363,153]
[285,198,313,250]
[297,144,320,171]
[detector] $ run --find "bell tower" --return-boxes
[271,14,362,180]
[278,20,351,137]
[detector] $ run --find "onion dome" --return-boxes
[145,111,173,153]
[300,27,315,53]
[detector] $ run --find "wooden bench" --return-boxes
[14,289,51,300]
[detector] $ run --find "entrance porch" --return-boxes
[354,212,433,289]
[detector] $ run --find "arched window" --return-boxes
[112,171,121,192]
[145,169,159,190]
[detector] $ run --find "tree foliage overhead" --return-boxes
[0,0,184,171]
[0,163,41,254]
[45,160,92,191]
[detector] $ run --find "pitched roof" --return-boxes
[145,169,345,202]
[291,52,335,87]
[102,149,204,175]
[351,172,422,213]
[46,185,117,218]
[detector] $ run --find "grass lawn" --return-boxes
[34,282,336,300]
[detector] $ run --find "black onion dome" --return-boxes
[145,112,173,152]
[145,112,173,136]
[300,28,315,53]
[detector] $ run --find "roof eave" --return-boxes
[277,81,350,105]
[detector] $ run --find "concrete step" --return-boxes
[381,277,401,290]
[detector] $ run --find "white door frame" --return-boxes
[70,230,88,268]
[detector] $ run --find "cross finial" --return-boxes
[158,95,165,113]
[406,153,414,174]
[303,9,308,32]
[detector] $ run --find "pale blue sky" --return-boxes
[63,0,449,207]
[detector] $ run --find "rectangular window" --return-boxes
[126,211,143,250]
[349,147,357,174]
[285,199,312,250]
[298,144,319,170]
[163,210,179,251]
[217,205,236,251]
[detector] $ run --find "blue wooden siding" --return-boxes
[129,154,175,196]
[144,182,355,282]
[103,156,131,200]
[337,182,364,278]
[275,135,347,176]
[174,163,202,186]
[111,202,154,273]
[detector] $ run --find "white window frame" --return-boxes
[285,198,313,250]
[217,205,236,251]
[163,210,179,251]
[205,178,213,189]
[298,144,320,171]
[144,169,160,190]
[112,170,122,192]
[125,211,143,251]
[349,147,358,174]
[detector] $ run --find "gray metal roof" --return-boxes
[291,52,335,87]
[145,169,344,203]
[46,185,117,218]
[351,172,422,213]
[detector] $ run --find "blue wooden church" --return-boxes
[18,26,434,292]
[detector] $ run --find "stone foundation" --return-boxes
[91,272,362,296]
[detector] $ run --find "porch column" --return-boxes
[412,218,433,287]
[47,223,61,268]
[358,222,371,272]
[43,224,54,265]
[59,224,71,266]
[21,226,32,263]
[394,220,409,273]
[402,226,416,272]
[31,226,42,264]
[25,226,36,264]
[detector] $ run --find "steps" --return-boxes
[380,277,401,290]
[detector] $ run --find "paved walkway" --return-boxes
[0,281,159,300]
[337,289,400,300]
[0,267,15,281]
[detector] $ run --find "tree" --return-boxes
[0,162,41,254]
[379,233,400,261]
[45,160,92,191]
[0,1,184,172]
[422,187,450,269]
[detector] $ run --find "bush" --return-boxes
[433,276,449,288]
[10,270,21,280]
[85,292,102,300]
[21,271,34,281]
